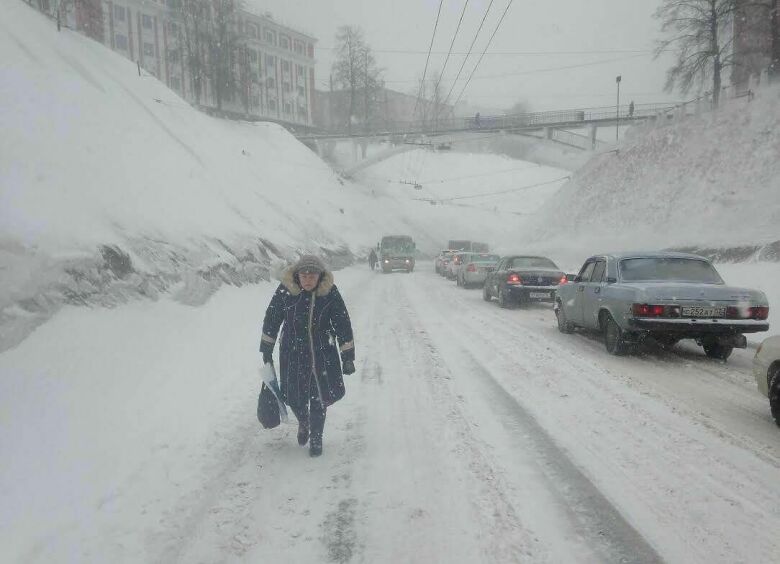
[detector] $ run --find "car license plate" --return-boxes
[681,306,725,318]
[529,292,550,299]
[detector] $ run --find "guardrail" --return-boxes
[304,102,680,139]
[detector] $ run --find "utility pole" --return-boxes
[329,73,334,131]
[615,75,622,143]
[364,49,369,131]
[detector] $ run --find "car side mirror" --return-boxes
[573,275,582,283]
[606,277,617,284]
[566,273,576,282]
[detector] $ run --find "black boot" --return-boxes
[297,420,310,446]
[309,434,322,457]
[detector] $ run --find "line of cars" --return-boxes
[434,247,778,426]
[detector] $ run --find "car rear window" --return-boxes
[509,257,558,269]
[619,258,723,283]
[473,254,499,263]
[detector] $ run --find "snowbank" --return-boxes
[0,2,402,350]
[526,87,780,254]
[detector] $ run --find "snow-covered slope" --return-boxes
[527,88,780,257]
[0,2,400,350]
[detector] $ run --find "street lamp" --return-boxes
[615,75,622,143]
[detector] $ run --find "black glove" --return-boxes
[342,360,355,375]
[262,351,273,365]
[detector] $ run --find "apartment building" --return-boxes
[59,0,316,127]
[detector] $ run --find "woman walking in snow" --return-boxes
[259,255,355,457]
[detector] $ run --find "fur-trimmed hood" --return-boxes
[280,265,335,297]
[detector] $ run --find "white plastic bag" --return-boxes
[258,363,288,423]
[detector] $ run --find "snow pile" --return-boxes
[527,88,780,255]
[0,2,403,350]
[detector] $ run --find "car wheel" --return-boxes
[498,286,512,309]
[555,301,574,334]
[702,340,734,361]
[769,367,780,428]
[482,284,492,302]
[603,314,628,356]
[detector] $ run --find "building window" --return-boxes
[296,65,305,77]
[284,102,292,114]
[280,36,290,49]
[283,82,291,93]
[168,49,180,63]
[115,33,128,50]
[265,55,276,68]
[266,77,275,88]
[246,23,258,38]
[170,76,181,90]
[142,14,153,29]
[265,29,276,45]
[282,60,290,72]
[269,99,277,111]
[168,22,179,35]
[294,41,303,55]
[251,72,259,83]
[248,49,257,63]
[251,94,260,107]
[297,85,305,97]
[114,5,126,22]
[143,42,155,57]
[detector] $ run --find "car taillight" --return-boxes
[632,303,666,317]
[727,306,769,320]
[558,275,567,285]
[467,264,476,272]
[507,273,522,285]
[750,306,769,320]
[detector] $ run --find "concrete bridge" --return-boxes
[295,102,681,151]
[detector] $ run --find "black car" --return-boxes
[483,255,567,308]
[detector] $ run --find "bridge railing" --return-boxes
[312,102,680,138]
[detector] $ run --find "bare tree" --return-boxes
[208,0,241,111]
[55,0,102,39]
[332,26,383,133]
[416,70,445,132]
[655,0,738,107]
[177,0,210,104]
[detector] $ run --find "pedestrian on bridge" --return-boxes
[628,101,635,117]
[259,255,356,457]
[368,248,378,270]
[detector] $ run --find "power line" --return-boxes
[412,0,446,123]
[316,46,659,56]
[439,0,496,114]
[420,163,542,184]
[452,0,516,108]
[427,175,570,202]
[430,0,471,103]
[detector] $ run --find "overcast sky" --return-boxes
[249,0,679,112]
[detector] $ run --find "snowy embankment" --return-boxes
[0,2,410,351]
[526,86,780,255]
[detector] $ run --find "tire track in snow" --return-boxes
[410,268,780,563]
[401,275,663,564]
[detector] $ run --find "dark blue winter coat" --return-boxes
[260,267,355,409]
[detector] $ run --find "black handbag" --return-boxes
[257,382,281,429]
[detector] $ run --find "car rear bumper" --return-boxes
[463,272,488,284]
[507,285,557,302]
[628,317,770,334]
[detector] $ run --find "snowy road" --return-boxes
[2,266,779,563]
